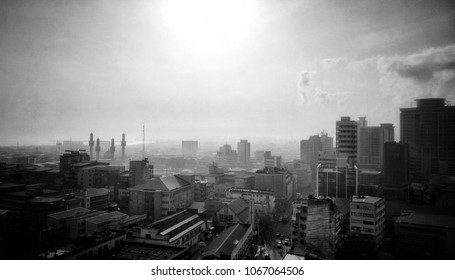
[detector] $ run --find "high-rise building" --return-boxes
[129,158,153,187]
[216,144,238,168]
[336,116,358,158]
[400,98,455,181]
[300,131,334,164]
[182,140,198,157]
[264,151,282,168]
[350,195,386,252]
[383,142,409,201]
[237,140,251,166]
[357,121,394,168]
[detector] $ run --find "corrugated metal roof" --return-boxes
[205,223,249,257]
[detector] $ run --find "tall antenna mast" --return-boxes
[142,123,145,159]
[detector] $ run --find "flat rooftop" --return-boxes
[396,212,455,229]
[85,211,127,225]
[351,195,383,204]
[48,207,92,220]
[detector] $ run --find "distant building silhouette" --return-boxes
[182,140,198,157]
[264,151,282,168]
[300,131,333,164]
[237,140,251,167]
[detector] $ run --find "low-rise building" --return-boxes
[394,211,455,258]
[290,197,308,248]
[202,223,254,260]
[305,196,346,259]
[226,188,275,214]
[128,175,194,221]
[47,207,106,240]
[75,188,110,210]
[130,209,206,248]
[85,211,128,234]
[216,198,251,227]
[234,174,255,189]
[350,195,386,252]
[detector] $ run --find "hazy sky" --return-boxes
[1,0,455,146]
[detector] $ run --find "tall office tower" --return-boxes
[400,98,455,181]
[95,138,101,161]
[182,140,198,157]
[129,158,153,187]
[264,151,282,168]
[383,142,409,201]
[336,116,358,159]
[357,120,395,168]
[237,140,251,166]
[89,133,94,160]
[300,131,334,164]
[110,138,115,160]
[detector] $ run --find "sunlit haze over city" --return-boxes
[1,0,455,145]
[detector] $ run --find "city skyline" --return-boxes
[1,0,455,145]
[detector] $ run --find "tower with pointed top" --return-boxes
[110,138,115,160]
[89,133,95,160]
[121,133,126,165]
[95,138,101,161]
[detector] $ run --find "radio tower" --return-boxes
[142,124,145,160]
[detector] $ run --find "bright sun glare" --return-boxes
[160,0,259,57]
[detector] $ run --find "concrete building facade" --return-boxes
[350,195,386,252]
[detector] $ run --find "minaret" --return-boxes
[142,124,145,160]
[89,133,94,160]
[110,138,115,160]
[95,138,101,161]
[121,133,126,165]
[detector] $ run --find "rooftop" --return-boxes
[204,223,250,257]
[351,195,383,204]
[396,212,455,229]
[85,211,127,225]
[48,207,93,220]
[110,242,185,260]
[76,188,109,198]
[360,170,382,175]
[228,188,274,195]
[147,210,203,239]
[128,175,191,191]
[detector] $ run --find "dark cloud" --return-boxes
[386,44,455,83]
